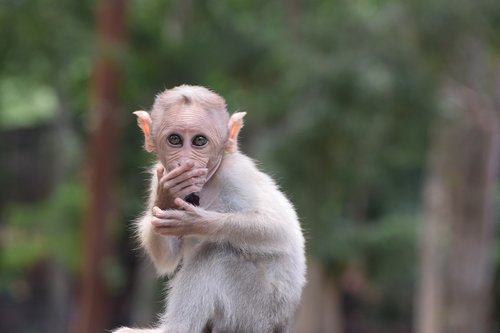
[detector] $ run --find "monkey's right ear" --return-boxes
[133,111,155,152]
[226,112,246,153]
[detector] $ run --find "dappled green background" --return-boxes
[1,1,500,332]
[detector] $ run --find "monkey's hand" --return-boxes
[154,162,207,210]
[151,198,222,237]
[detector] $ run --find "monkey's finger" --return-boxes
[166,170,207,188]
[169,177,205,194]
[152,206,169,217]
[152,208,184,219]
[152,217,186,229]
[174,198,198,212]
[152,217,180,226]
[156,165,165,181]
[152,218,192,236]
[153,225,184,236]
[164,162,196,182]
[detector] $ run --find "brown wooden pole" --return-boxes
[74,1,126,333]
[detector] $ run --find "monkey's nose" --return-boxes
[178,159,195,167]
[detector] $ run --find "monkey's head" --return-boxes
[134,85,246,180]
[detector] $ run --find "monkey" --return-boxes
[112,85,306,333]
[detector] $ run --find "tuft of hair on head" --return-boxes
[152,85,228,118]
[180,93,191,105]
[151,85,231,144]
[166,85,225,108]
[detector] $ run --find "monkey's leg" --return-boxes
[112,327,163,333]
[161,270,215,333]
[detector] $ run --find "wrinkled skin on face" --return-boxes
[134,86,238,209]
[153,103,228,178]
[152,103,228,208]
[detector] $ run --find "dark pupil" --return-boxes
[193,135,208,146]
[168,134,182,145]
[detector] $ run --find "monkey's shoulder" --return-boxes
[213,152,292,212]
[219,152,278,188]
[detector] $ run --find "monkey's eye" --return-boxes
[167,134,182,146]
[192,135,208,147]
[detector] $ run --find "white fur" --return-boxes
[125,151,306,333]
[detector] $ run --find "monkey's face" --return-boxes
[154,104,228,178]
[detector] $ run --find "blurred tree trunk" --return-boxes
[294,260,343,333]
[74,1,126,333]
[167,0,194,41]
[284,0,303,36]
[416,59,500,332]
[442,87,499,333]
[130,261,161,326]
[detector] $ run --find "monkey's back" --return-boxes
[163,152,306,333]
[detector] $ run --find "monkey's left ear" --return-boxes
[133,111,155,152]
[226,112,246,153]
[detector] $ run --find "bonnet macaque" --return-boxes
[113,85,306,333]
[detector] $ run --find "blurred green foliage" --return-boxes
[0,79,57,128]
[1,182,85,280]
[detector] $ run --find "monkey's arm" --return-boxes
[137,165,183,276]
[153,195,302,255]
[151,154,304,254]
[137,212,183,275]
